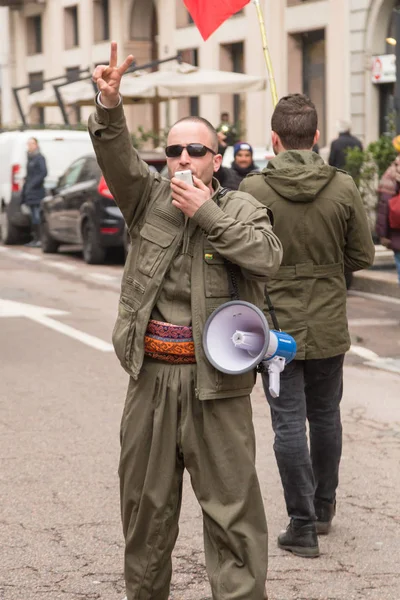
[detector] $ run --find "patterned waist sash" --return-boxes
[144,320,196,364]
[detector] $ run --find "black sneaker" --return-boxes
[277,519,320,558]
[315,499,336,535]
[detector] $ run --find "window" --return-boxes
[79,158,101,182]
[302,29,326,145]
[59,159,86,188]
[29,71,44,125]
[220,42,244,128]
[66,66,80,83]
[179,48,198,66]
[176,0,193,28]
[64,6,79,49]
[93,0,109,43]
[189,97,199,116]
[178,48,199,117]
[66,67,81,123]
[26,15,42,55]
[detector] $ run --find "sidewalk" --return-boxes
[352,245,400,298]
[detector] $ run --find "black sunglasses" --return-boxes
[165,143,217,158]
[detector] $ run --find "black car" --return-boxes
[40,154,125,264]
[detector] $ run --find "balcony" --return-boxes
[0,0,45,7]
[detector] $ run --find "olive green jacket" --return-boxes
[240,151,375,360]
[88,103,282,399]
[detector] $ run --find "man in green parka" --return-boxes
[240,94,375,558]
[88,43,283,600]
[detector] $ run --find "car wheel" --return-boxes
[82,219,106,264]
[0,205,25,245]
[40,219,59,254]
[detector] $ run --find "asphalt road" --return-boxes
[0,245,399,600]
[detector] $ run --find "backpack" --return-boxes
[388,194,400,229]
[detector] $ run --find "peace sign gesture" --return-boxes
[92,41,134,109]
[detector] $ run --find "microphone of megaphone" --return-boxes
[203,301,296,397]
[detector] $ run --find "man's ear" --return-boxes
[213,153,223,172]
[313,130,320,145]
[271,131,279,147]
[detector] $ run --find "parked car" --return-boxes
[139,150,167,173]
[40,154,125,264]
[0,129,94,245]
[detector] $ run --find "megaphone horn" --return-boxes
[203,301,297,398]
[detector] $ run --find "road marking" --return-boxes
[44,260,77,272]
[348,318,399,327]
[364,357,400,375]
[349,345,379,361]
[7,250,41,261]
[0,246,121,284]
[0,246,41,261]
[88,273,118,282]
[0,299,114,352]
[348,290,400,305]
[349,345,400,375]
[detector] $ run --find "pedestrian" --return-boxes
[376,152,400,284]
[376,135,400,200]
[240,93,375,558]
[328,119,363,170]
[215,141,259,190]
[89,42,283,600]
[21,137,47,247]
[216,111,238,154]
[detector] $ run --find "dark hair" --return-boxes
[271,94,318,150]
[221,111,229,118]
[171,116,219,152]
[29,137,39,144]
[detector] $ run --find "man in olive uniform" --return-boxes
[240,94,375,558]
[89,43,283,600]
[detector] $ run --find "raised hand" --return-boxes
[92,41,134,109]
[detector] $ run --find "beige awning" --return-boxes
[28,63,267,107]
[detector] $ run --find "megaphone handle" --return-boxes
[268,370,280,398]
[265,356,286,398]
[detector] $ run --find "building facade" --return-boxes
[0,0,399,150]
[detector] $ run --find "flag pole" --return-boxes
[253,0,278,108]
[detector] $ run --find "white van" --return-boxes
[0,129,94,244]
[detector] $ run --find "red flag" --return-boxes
[183,0,251,41]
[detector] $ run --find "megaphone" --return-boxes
[203,301,296,398]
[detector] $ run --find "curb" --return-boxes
[351,268,400,298]
[350,245,400,298]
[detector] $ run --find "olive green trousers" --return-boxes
[119,359,268,600]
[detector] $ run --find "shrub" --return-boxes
[344,135,397,234]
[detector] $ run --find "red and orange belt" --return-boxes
[144,320,196,364]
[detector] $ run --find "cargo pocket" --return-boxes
[204,251,231,298]
[112,296,137,371]
[138,223,175,277]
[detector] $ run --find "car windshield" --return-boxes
[254,159,268,171]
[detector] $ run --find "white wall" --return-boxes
[0,7,12,126]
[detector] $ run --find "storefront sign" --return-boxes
[371,54,396,84]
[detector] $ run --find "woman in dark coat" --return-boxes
[376,156,400,284]
[21,137,47,247]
